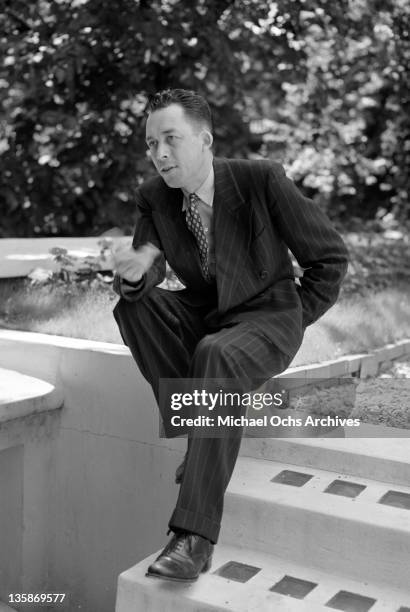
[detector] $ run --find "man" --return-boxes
[112,88,348,582]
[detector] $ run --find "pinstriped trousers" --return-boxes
[113,286,291,543]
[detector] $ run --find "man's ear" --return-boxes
[201,130,213,149]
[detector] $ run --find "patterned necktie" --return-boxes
[185,193,211,281]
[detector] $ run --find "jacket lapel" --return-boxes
[213,158,253,312]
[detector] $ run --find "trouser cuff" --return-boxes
[168,506,220,544]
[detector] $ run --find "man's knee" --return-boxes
[113,296,127,319]
[113,288,184,349]
[113,288,162,319]
[113,297,136,330]
[193,334,231,367]
[112,292,155,338]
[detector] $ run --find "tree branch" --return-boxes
[5,8,32,32]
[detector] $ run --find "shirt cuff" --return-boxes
[122,276,144,288]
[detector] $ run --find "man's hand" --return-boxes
[112,242,161,284]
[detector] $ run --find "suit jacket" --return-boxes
[115,157,349,358]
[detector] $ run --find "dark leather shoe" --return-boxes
[175,451,188,484]
[146,532,213,582]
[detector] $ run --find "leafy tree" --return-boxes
[227,0,410,223]
[0,0,408,236]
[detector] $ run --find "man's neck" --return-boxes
[181,160,215,209]
[185,156,213,194]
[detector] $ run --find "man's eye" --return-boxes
[167,135,176,143]
[147,141,156,149]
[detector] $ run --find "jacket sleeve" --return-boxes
[266,163,349,327]
[113,188,166,302]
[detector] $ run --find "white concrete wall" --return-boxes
[0,412,60,612]
[0,237,130,278]
[0,331,185,612]
[2,329,409,611]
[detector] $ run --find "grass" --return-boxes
[1,279,410,365]
[0,280,122,344]
[292,285,410,366]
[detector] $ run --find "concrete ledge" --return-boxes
[0,367,63,423]
[281,339,410,382]
[0,328,129,354]
[1,330,409,387]
[342,354,368,373]
[396,339,410,355]
[359,354,379,378]
[374,342,405,360]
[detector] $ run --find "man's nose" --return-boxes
[156,142,170,159]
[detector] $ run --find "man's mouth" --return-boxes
[161,166,177,174]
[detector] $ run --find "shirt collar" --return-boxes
[182,165,215,211]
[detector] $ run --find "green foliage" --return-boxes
[27,237,181,291]
[28,238,114,290]
[1,0,409,236]
[242,0,410,222]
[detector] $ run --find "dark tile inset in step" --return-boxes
[269,575,317,599]
[271,470,313,487]
[326,590,376,611]
[324,479,366,499]
[398,607,410,612]
[213,561,261,583]
[378,490,410,510]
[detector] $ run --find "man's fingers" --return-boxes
[112,241,158,257]
[145,241,161,254]
[111,241,160,283]
[112,242,130,255]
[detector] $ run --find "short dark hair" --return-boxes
[146,89,213,132]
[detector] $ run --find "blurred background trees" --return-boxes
[1,0,409,237]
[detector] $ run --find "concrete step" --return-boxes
[240,424,410,487]
[116,542,410,612]
[221,456,410,591]
[0,367,63,423]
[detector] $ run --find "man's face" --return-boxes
[145,103,211,192]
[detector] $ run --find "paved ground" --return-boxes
[352,358,410,429]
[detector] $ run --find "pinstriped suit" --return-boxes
[113,156,348,543]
